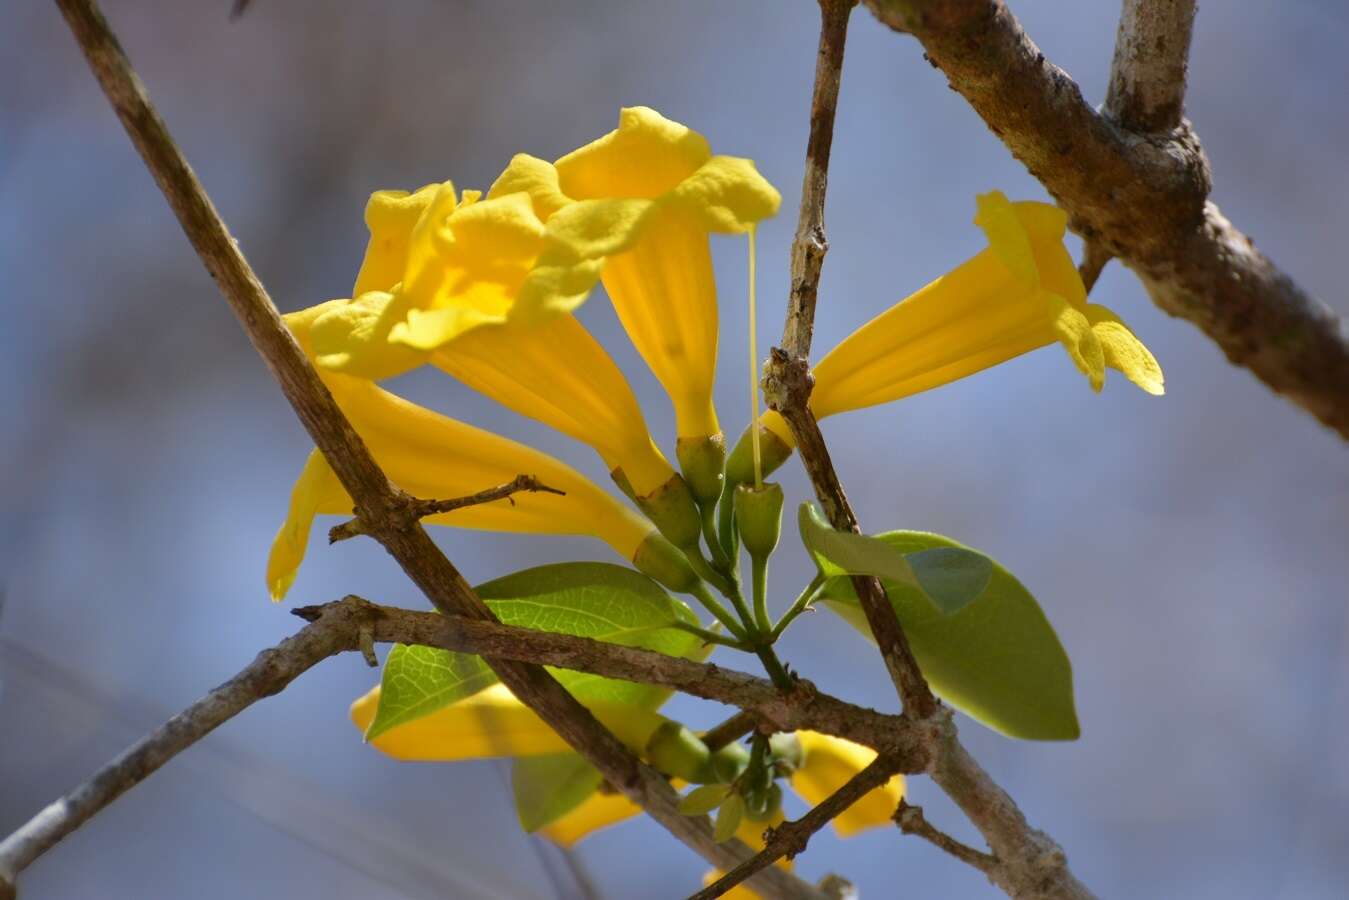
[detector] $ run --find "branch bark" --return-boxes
[894,799,998,875]
[49,2,820,897]
[863,0,1349,439]
[0,596,935,893]
[1105,0,1197,134]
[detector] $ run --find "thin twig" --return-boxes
[0,596,935,894]
[780,0,856,359]
[701,710,760,753]
[1104,0,1198,133]
[328,474,564,543]
[766,0,938,720]
[863,0,1349,440]
[50,3,820,897]
[689,754,902,900]
[894,799,997,874]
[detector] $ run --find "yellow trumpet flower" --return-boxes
[267,302,694,600]
[540,729,902,848]
[729,191,1163,482]
[309,182,676,498]
[492,107,782,442]
[349,678,899,897]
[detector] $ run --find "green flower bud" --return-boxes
[645,721,714,783]
[710,741,751,783]
[724,423,794,488]
[769,732,804,775]
[745,782,784,823]
[734,482,784,559]
[632,533,699,592]
[676,433,727,505]
[635,472,703,550]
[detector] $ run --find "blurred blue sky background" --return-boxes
[3,2,1347,897]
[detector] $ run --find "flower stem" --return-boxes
[751,554,772,636]
[771,574,826,641]
[668,621,752,651]
[747,226,762,489]
[684,546,733,596]
[700,501,732,573]
[688,582,750,643]
[755,645,793,691]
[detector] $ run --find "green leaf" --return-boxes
[818,528,1079,741]
[363,644,494,741]
[511,752,604,833]
[798,504,991,615]
[714,792,745,843]
[366,562,704,741]
[477,562,702,707]
[679,784,732,816]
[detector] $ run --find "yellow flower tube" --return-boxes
[548,106,782,445]
[727,191,1164,484]
[267,302,697,600]
[313,181,675,498]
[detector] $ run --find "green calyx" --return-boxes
[710,741,751,783]
[635,472,703,550]
[768,732,804,775]
[676,433,728,506]
[632,533,700,592]
[734,482,784,560]
[645,722,714,783]
[724,422,794,488]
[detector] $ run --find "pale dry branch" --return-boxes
[863,0,1349,439]
[691,754,904,900]
[49,2,820,896]
[1105,0,1197,133]
[0,596,935,895]
[894,799,998,875]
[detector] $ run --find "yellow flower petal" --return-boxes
[487,153,573,222]
[791,731,904,838]
[350,684,667,761]
[432,313,675,497]
[267,306,659,600]
[555,106,711,200]
[539,790,644,847]
[309,290,428,380]
[1046,291,1106,391]
[597,211,722,438]
[1087,304,1166,395]
[546,107,780,440]
[265,447,341,601]
[974,190,1040,286]
[395,189,548,347]
[353,184,440,297]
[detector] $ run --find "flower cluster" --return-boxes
[265,105,1162,887]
